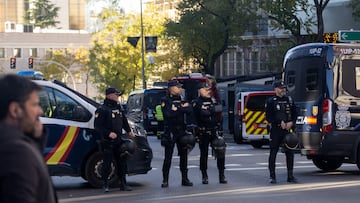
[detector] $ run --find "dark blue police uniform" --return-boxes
[265,81,297,184]
[193,90,227,184]
[160,80,193,188]
[94,89,132,192]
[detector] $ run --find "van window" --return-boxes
[245,95,271,111]
[285,57,323,102]
[341,59,360,97]
[127,93,143,113]
[144,90,166,109]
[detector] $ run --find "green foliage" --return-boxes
[165,0,258,75]
[88,6,167,95]
[260,0,315,44]
[24,0,60,29]
[350,0,360,21]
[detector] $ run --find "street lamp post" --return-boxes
[140,0,146,89]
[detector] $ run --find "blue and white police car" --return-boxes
[18,71,153,188]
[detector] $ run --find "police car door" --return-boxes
[37,81,96,170]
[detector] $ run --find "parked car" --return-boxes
[18,70,153,188]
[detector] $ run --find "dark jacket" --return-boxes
[192,96,218,128]
[0,124,57,203]
[94,98,131,142]
[265,95,297,127]
[161,94,192,131]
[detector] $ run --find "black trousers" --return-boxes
[162,131,188,175]
[102,142,127,182]
[268,127,294,178]
[198,129,225,171]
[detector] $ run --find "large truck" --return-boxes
[283,43,360,171]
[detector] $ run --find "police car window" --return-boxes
[306,69,319,91]
[287,71,295,88]
[38,88,56,118]
[52,89,85,121]
[285,57,323,102]
[341,59,360,97]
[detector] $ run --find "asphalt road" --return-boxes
[54,133,360,203]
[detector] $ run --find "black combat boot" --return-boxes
[219,170,227,184]
[181,170,193,186]
[201,170,208,184]
[119,176,132,191]
[161,172,169,188]
[103,180,110,193]
[287,170,298,183]
[269,171,277,184]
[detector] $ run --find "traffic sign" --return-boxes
[338,30,360,42]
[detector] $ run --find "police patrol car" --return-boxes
[18,71,153,188]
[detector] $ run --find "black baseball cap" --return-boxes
[168,80,182,88]
[273,80,286,89]
[106,87,122,96]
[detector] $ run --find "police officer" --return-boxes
[160,79,193,188]
[265,81,297,184]
[193,82,227,184]
[94,87,135,192]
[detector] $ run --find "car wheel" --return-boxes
[85,151,119,188]
[312,157,343,171]
[356,146,360,170]
[233,125,243,144]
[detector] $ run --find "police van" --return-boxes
[18,71,153,187]
[235,91,275,148]
[126,87,167,136]
[283,43,360,171]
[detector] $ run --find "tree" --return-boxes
[24,0,60,29]
[313,0,330,42]
[88,5,168,95]
[260,0,315,45]
[165,0,258,75]
[350,0,360,21]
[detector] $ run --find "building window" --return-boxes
[14,48,21,58]
[228,51,235,75]
[0,48,5,58]
[251,51,259,73]
[30,48,38,57]
[236,51,243,75]
[222,52,229,76]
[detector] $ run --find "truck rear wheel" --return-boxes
[233,125,243,144]
[312,157,343,171]
[85,151,119,188]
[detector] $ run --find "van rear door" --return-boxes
[285,56,325,153]
[242,91,275,148]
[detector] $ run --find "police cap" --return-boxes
[168,80,182,88]
[106,87,122,96]
[273,80,286,89]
